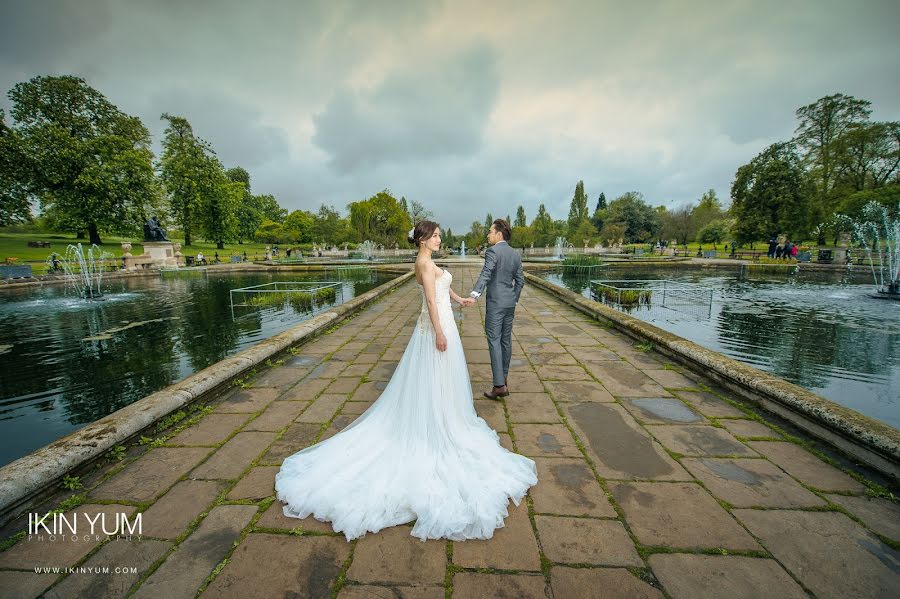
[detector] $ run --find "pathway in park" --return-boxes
[1,265,898,598]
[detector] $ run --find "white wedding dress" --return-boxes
[275,268,538,541]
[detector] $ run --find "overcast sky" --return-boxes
[2,0,899,231]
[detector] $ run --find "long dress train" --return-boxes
[274,268,538,541]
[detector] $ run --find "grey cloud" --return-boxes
[311,42,500,172]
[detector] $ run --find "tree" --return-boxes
[604,191,661,243]
[254,219,284,243]
[159,113,206,246]
[572,219,598,246]
[510,224,534,248]
[531,204,555,246]
[697,219,731,244]
[595,192,607,212]
[409,199,433,224]
[660,204,694,245]
[399,196,409,215]
[255,194,287,222]
[567,180,589,231]
[514,205,526,227]
[3,76,157,244]
[466,220,486,248]
[794,93,872,208]
[833,121,900,192]
[283,209,314,243]
[310,204,348,244]
[691,189,724,231]
[484,213,493,230]
[730,142,813,243]
[599,222,626,246]
[0,110,32,225]
[199,171,241,249]
[228,167,262,244]
[347,190,412,245]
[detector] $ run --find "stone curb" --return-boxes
[525,272,900,480]
[0,270,416,522]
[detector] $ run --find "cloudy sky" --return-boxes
[2,0,899,231]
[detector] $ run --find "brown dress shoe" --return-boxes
[484,385,509,399]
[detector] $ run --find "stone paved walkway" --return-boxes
[1,265,898,598]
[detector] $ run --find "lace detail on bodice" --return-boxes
[417,269,453,335]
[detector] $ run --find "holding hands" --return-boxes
[458,297,476,308]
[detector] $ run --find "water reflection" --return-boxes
[0,270,390,466]
[540,266,900,428]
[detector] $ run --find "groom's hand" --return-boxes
[461,297,476,307]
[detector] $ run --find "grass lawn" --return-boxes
[0,232,273,274]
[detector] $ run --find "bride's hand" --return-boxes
[436,332,447,352]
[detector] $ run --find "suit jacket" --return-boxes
[471,241,524,309]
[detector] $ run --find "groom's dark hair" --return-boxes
[492,219,511,241]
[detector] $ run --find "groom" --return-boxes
[467,219,525,399]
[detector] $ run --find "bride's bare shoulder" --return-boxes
[414,259,440,284]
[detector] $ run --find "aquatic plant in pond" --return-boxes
[836,201,900,296]
[244,286,338,312]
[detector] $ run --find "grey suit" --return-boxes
[471,241,525,387]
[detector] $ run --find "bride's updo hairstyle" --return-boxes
[408,220,439,246]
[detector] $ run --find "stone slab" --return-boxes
[244,401,310,431]
[644,369,698,389]
[347,525,446,584]
[511,423,582,458]
[261,423,321,464]
[535,364,593,381]
[91,447,209,502]
[531,457,616,517]
[279,377,330,401]
[215,387,280,413]
[190,431,277,480]
[169,413,251,445]
[296,393,346,423]
[747,441,866,493]
[646,425,757,457]
[610,482,760,550]
[452,572,549,598]
[227,466,278,500]
[682,458,827,508]
[543,380,615,403]
[203,533,350,598]
[551,567,664,599]
[474,399,507,431]
[648,554,808,599]
[583,361,670,397]
[140,479,227,539]
[132,505,257,599]
[256,501,336,533]
[674,390,745,418]
[825,493,900,541]
[719,419,782,439]
[565,403,691,481]
[0,571,56,599]
[621,398,707,425]
[452,501,541,571]
[734,509,900,599]
[42,539,170,599]
[506,393,560,423]
[339,585,444,598]
[325,377,362,394]
[535,515,642,566]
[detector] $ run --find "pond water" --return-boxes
[0,269,392,467]
[540,265,900,429]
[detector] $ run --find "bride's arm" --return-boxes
[449,287,467,305]
[421,267,448,352]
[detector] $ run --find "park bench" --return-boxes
[731,251,764,261]
[702,250,717,258]
[27,241,50,248]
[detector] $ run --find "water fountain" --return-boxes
[358,240,377,261]
[836,201,899,299]
[554,236,567,260]
[50,243,113,299]
[460,240,467,260]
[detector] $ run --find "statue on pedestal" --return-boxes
[143,217,168,242]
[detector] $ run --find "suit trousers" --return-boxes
[485,305,516,387]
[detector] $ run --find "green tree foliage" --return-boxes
[514,205,526,227]
[696,219,731,244]
[409,200,433,224]
[227,167,263,244]
[510,224,534,248]
[571,218,598,245]
[595,192,607,211]
[199,172,241,249]
[832,121,900,192]
[347,190,412,246]
[310,204,348,244]
[599,222,626,246]
[283,209,314,243]
[794,93,872,207]
[466,220,486,248]
[0,109,32,225]
[531,203,555,246]
[660,204,694,245]
[730,142,813,243]
[567,180,589,231]
[691,189,724,231]
[254,219,284,243]
[3,76,157,244]
[254,194,287,223]
[604,191,661,243]
[484,213,493,230]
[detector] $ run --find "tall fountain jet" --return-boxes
[52,243,112,299]
[460,240,466,260]
[554,237,567,260]
[837,201,899,299]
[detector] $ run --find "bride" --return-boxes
[275,220,538,541]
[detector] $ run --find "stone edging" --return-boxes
[0,270,416,521]
[525,272,900,480]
